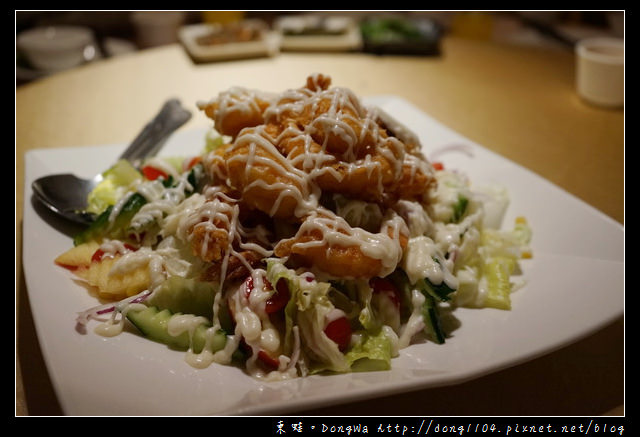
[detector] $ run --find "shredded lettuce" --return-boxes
[482,256,517,310]
[356,280,381,334]
[453,218,532,309]
[72,139,533,377]
[475,183,510,229]
[266,260,350,373]
[86,159,142,215]
[204,129,225,152]
[346,330,393,372]
[266,259,402,373]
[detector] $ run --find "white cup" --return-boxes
[17,26,96,72]
[575,37,624,108]
[131,11,186,48]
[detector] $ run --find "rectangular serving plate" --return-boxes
[22,96,623,416]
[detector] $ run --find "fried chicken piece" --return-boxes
[189,224,229,263]
[305,73,332,92]
[198,87,272,137]
[273,208,407,279]
[312,153,398,204]
[275,230,386,279]
[184,189,238,263]
[200,250,264,283]
[224,127,310,219]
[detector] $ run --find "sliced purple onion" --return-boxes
[75,289,151,334]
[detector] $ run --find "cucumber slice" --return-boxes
[146,277,236,332]
[421,294,446,344]
[147,276,216,319]
[451,194,469,223]
[126,306,226,353]
[74,192,147,245]
[416,277,456,302]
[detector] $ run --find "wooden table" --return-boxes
[16,36,624,416]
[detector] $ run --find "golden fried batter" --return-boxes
[273,208,408,279]
[195,73,434,279]
[274,231,385,279]
[198,87,271,137]
[189,224,229,263]
[224,127,311,219]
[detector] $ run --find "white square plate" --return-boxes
[22,96,624,416]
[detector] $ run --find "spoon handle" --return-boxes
[119,99,192,164]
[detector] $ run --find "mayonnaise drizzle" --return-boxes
[217,77,409,225]
[289,207,407,278]
[96,239,133,259]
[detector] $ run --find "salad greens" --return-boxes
[64,140,532,380]
[86,159,142,216]
[60,100,531,382]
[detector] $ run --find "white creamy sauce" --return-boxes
[97,239,133,258]
[223,272,298,378]
[185,348,216,369]
[403,236,458,290]
[166,312,237,369]
[260,327,281,353]
[236,307,262,342]
[427,170,469,223]
[394,200,433,237]
[93,302,148,337]
[130,178,194,235]
[167,313,209,338]
[397,289,426,349]
[290,208,406,278]
[381,324,400,357]
[107,191,135,227]
[93,316,124,337]
[211,334,240,365]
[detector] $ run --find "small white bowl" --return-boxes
[17,25,96,72]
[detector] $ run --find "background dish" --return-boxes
[22,96,623,416]
[274,14,363,52]
[178,21,280,62]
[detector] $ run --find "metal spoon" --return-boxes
[31,98,192,225]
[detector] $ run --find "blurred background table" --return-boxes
[16,11,623,417]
